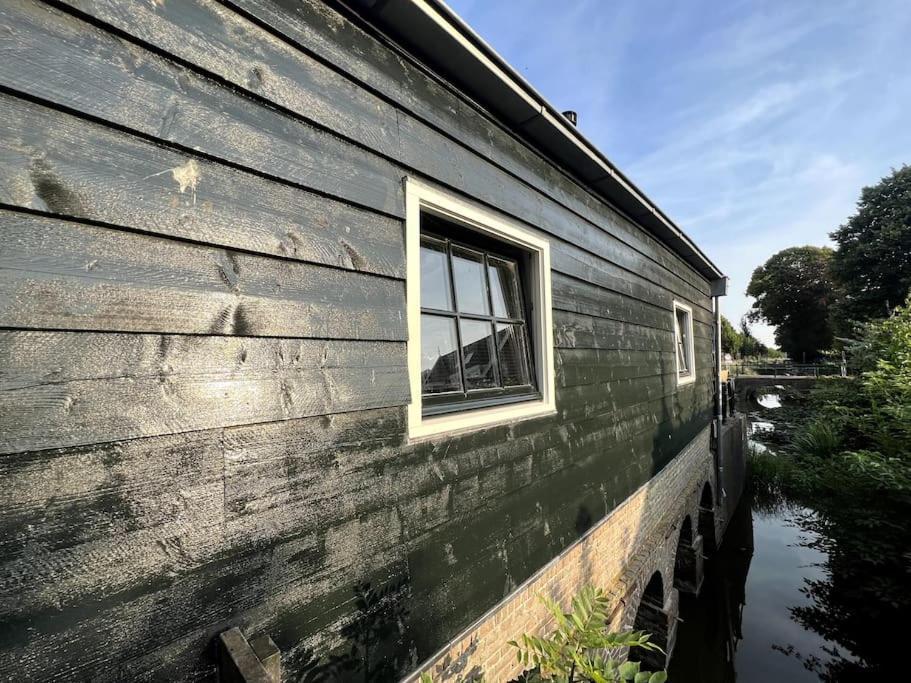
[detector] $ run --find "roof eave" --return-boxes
[350,0,726,284]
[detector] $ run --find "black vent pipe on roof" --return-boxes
[562,110,578,126]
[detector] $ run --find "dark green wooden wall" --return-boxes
[0,1,715,680]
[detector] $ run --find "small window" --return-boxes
[674,302,696,385]
[406,179,556,439]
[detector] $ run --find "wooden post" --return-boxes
[218,628,280,683]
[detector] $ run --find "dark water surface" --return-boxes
[667,496,844,683]
[667,391,893,682]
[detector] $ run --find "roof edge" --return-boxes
[349,0,726,283]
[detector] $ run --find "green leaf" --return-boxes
[619,661,640,680]
[634,673,650,683]
[649,672,668,683]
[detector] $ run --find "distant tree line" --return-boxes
[719,315,768,359]
[746,165,911,360]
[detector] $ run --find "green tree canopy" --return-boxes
[720,315,742,358]
[830,166,911,333]
[719,315,768,358]
[739,318,768,358]
[747,246,835,360]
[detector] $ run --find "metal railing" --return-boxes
[725,361,851,378]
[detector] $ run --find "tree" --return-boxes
[720,315,742,358]
[830,166,911,333]
[738,318,768,358]
[747,246,835,360]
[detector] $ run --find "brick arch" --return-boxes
[629,571,668,669]
[673,515,700,594]
[698,481,717,554]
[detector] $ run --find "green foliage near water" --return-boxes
[509,587,667,683]
[749,299,911,677]
[419,587,667,683]
[753,298,911,495]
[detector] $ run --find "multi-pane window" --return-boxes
[405,179,556,439]
[419,215,537,415]
[674,302,696,384]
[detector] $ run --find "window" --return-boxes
[406,179,555,439]
[673,301,696,385]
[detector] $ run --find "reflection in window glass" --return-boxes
[488,257,521,318]
[420,238,453,311]
[459,319,497,389]
[421,315,462,393]
[452,247,490,315]
[497,323,530,386]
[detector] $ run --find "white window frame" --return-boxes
[405,178,556,440]
[673,300,696,386]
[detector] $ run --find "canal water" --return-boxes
[666,389,893,682]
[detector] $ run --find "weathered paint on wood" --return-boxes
[0,0,403,216]
[0,209,406,338]
[0,0,722,681]
[0,331,408,453]
[0,93,405,278]
[14,0,710,308]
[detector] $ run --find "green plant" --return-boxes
[508,587,667,683]
[791,420,841,459]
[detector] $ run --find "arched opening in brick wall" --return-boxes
[629,571,668,670]
[698,482,717,554]
[673,516,702,594]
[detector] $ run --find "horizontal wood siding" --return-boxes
[0,1,717,680]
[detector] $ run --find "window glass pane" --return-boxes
[488,257,521,319]
[452,247,490,315]
[420,238,453,311]
[497,323,531,386]
[421,315,462,394]
[459,319,498,389]
[676,309,690,374]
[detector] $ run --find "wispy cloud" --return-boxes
[449,0,911,345]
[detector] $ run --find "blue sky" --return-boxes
[447,0,911,345]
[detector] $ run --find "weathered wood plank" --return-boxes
[0,93,405,278]
[0,331,408,454]
[556,349,678,388]
[405,411,710,652]
[0,407,405,561]
[552,273,716,335]
[0,209,406,338]
[0,509,408,682]
[554,310,672,351]
[225,0,713,296]
[0,0,402,216]
[56,0,711,306]
[553,246,714,319]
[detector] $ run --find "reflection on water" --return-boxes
[749,421,774,435]
[669,496,845,682]
[756,392,783,409]
[670,386,904,681]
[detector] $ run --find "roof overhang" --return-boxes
[349,0,726,284]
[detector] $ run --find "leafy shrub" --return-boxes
[509,587,667,683]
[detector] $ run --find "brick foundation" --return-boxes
[407,426,721,682]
